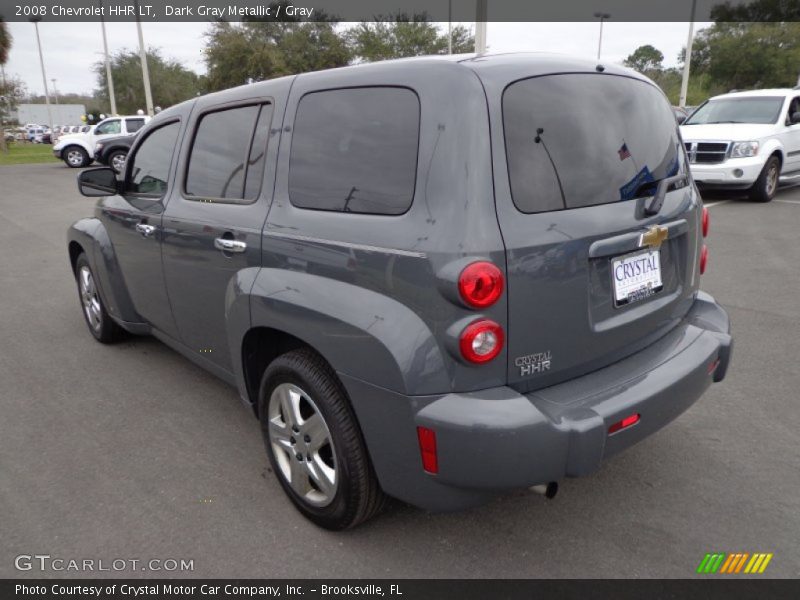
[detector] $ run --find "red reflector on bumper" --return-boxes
[417,426,438,474]
[609,413,640,434]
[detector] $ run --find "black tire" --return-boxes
[259,349,386,530]
[107,149,128,173]
[63,145,89,168]
[74,253,124,343]
[749,155,780,203]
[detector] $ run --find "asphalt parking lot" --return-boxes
[1,162,799,579]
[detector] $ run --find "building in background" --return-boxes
[12,103,86,126]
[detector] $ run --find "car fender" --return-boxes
[229,267,451,399]
[54,134,94,157]
[759,137,784,167]
[67,218,141,325]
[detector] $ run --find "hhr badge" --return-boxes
[639,225,668,249]
[515,351,552,376]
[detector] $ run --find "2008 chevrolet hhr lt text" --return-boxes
[68,53,732,529]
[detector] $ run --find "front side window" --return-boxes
[95,119,121,135]
[684,97,784,125]
[184,104,272,202]
[125,121,181,196]
[504,74,683,213]
[289,87,420,215]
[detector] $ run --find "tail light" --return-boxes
[700,245,708,274]
[416,426,438,474]
[458,261,504,308]
[459,319,504,364]
[702,206,709,237]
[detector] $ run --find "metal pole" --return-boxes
[134,0,154,116]
[475,0,488,54]
[594,12,611,61]
[448,0,452,55]
[31,19,53,130]
[51,79,58,104]
[679,0,698,108]
[99,0,118,115]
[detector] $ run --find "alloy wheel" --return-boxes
[78,266,102,332]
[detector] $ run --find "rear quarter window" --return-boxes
[288,87,420,215]
[503,74,682,214]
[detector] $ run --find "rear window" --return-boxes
[289,87,419,215]
[503,74,683,214]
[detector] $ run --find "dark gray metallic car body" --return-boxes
[68,54,732,511]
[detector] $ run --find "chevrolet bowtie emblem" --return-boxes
[639,225,668,248]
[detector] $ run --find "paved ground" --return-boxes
[1,163,799,579]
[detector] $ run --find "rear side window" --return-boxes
[125,121,180,196]
[185,104,273,203]
[125,118,146,133]
[289,87,419,215]
[503,74,683,213]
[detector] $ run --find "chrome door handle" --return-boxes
[135,223,156,237]
[214,237,247,253]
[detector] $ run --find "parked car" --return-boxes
[68,53,732,530]
[94,133,138,172]
[680,88,800,202]
[672,106,689,124]
[53,115,148,168]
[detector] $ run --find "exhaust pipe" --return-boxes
[529,482,558,499]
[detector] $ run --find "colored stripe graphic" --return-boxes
[700,552,773,574]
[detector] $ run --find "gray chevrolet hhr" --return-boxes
[68,53,732,529]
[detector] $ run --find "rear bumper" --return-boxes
[342,291,731,511]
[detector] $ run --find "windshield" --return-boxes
[503,73,683,213]
[684,97,784,125]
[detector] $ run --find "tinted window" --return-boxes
[504,74,683,213]
[95,119,121,135]
[185,104,271,202]
[289,87,419,215]
[126,121,180,196]
[684,97,784,125]
[125,118,146,133]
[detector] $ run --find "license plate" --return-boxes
[612,249,663,307]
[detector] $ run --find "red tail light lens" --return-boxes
[458,261,504,308]
[416,426,438,474]
[608,413,640,434]
[459,319,504,364]
[700,244,708,274]
[702,206,710,237]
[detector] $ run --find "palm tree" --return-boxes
[0,18,12,153]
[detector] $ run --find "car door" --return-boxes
[97,117,185,338]
[160,80,289,374]
[783,95,800,173]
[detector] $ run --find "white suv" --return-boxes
[53,115,149,168]
[680,88,800,202]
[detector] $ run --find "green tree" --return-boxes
[204,19,350,92]
[1,17,13,152]
[623,44,665,74]
[93,48,203,114]
[348,15,474,62]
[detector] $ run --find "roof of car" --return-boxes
[711,88,795,100]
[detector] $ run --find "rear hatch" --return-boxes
[498,72,702,393]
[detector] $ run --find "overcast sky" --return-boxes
[3,21,709,96]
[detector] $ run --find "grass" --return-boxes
[0,143,60,166]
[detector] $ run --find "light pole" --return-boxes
[51,79,58,104]
[134,0,155,116]
[594,12,611,61]
[447,0,452,55]
[30,18,54,130]
[99,0,118,115]
[475,0,488,54]
[679,0,698,108]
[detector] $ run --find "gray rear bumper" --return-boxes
[341,291,732,511]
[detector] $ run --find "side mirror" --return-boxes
[791,112,800,125]
[77,167,119,197]
[676,113,687,125]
